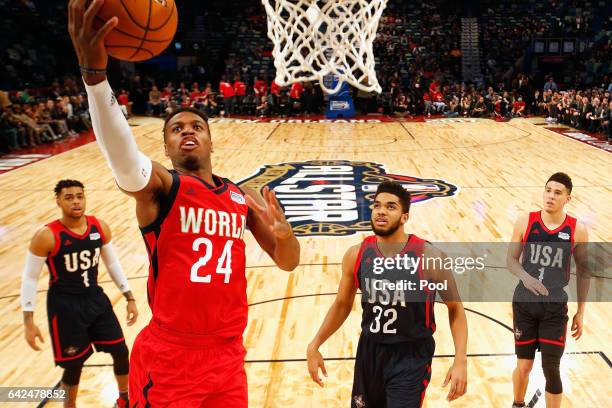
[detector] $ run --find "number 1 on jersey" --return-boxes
[191,238,233,284]
[538,267,545,282]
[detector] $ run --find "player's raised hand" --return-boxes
[24,323,44,351]
[571,312,583,340]
[442,358,467,401]
[126,300,139,326]
[521,273,549,296]
[245,186,293,240]
[68,0,118,70]
[307,344,328,387]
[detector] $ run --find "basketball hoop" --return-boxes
[261,0,388,94]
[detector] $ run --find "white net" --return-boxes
[261,0,388,94]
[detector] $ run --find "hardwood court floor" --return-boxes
[0,117,610,407]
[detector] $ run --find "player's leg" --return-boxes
[47,293,94,407]
[512,301,539,407]
[385,360,432,408]
[86,291,129,407]
[195,337,248,407]
[351,335,385,408]
[60,363,83,408]
[384,339,434,408]
[539,302,568,408]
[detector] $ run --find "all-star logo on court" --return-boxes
[238,160,458,236]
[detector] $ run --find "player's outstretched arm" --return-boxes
[425,244,468,401]
[244,186,300,271]
[506,214,549,296]
[98,220,138,326]
[306,245,359,387]
[20,228,54,351]
[571,221,590,340]
[68,0,172,212]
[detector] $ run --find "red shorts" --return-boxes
[129,322,247,407]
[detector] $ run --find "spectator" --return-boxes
[117,89,132,118]
[256,95,270,117]
[147,85,163,116]
[472,96,488,117]
[543,77,558,92]
[289,82,304,115]
[219,77,235,115]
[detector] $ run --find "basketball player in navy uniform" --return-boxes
[307,181,468,407]
[508,172,590,408]
[20,179,138,408]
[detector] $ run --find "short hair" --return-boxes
[163,107,209,139]
[54,179,84,196]
[546,172,572,194]
[374,181,412,213]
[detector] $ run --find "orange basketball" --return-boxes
[94,0,178,62]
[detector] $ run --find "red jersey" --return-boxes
[290,82,304,99]
[189,90,201,101]
[219,82,235,98]
[270,81,281,96]
[118,94,129,106]
[254,80,267,96]
[233,81,246,96]
[141,171,249,339]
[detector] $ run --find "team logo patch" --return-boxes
[64,346,79,356]
[514,328,522,340]
[558,232,570,240]
[353,395,367,408]
[89,233,101,240]
[230,190,246,205]
[237,160,458,236]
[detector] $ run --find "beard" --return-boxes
[370,217,402,237]
[180,154,201,171]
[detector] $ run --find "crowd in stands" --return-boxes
[2,0,612,154]
[0,78,92,154]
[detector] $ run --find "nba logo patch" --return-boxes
[558,232,570,240]
[230,191,246,205]
[89,232,101,240]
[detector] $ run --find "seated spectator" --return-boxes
[543,77,558,92]
[512,96,526,117]
[432,90,446,113]
[256,95,270,117]
[289,82,304,115]
[393,94,409,118]
[254,77,268,97]
[147,85,163,116]
[472,96,488,117]
[117,89,132,118]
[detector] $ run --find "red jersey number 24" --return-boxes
[191,238,233,283]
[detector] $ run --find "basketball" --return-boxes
[94,0,178,62]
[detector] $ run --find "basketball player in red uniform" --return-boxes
[307,181,467,407]
[21,179,138,408]
[68,2,301,406]
[507,172,590,408]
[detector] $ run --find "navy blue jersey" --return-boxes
[355,234,436,344]
[46,216,104,294]
[521,211,576,289]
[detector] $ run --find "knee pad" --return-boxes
[541,353,562,394]
[111,342,130,376]
[62,365,83,386]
